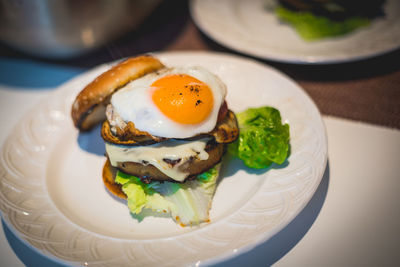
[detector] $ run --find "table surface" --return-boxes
[1,0,400,266]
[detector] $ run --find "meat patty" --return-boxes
[112,140,225,183]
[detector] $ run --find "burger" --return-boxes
[71,55,239,226]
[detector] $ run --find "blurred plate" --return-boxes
[0,52,327,266]
[190,0,400,64]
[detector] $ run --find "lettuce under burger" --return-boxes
[115,165,220,226]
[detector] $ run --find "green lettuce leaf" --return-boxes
[229,106,290,169]
[115,171,177,215]
[275,6,370,41]
[115,164,220,226]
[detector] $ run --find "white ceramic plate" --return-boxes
[0,52,327,266]
[190,0,400,64]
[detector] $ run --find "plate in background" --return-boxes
[190,0,400,64]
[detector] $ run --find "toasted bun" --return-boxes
[102,159,127,199]
[71,55,165,131]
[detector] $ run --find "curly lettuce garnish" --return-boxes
[275,6,370,41]
[229,106,290,169]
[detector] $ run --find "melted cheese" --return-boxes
[105,139,210,182]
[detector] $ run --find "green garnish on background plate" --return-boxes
[275,6,370,41]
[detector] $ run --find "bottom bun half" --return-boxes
[102,159,127,199]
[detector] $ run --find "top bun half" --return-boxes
[71,55,165,131]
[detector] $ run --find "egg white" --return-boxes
[110,66,227,138]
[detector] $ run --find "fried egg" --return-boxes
[110,66,226,138]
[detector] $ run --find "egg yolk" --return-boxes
[151,74,214,124]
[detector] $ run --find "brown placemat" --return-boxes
[297,72,400,129]
[271,55,400,129]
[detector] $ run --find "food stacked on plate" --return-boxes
[71,55,290,226]
[274,0,386,40]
